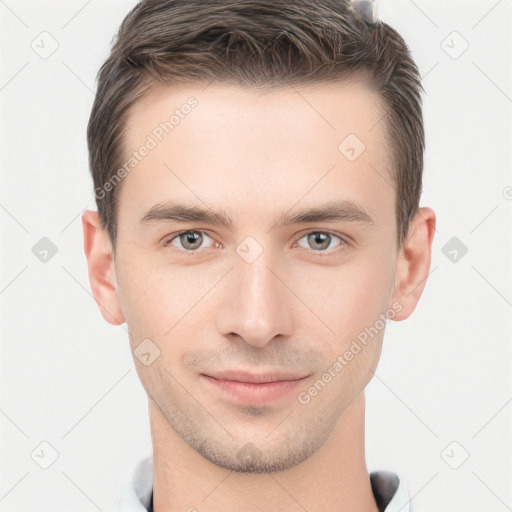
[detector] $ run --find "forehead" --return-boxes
[126,78,387,141]
[119,80,393,230]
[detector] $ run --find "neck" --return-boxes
[149,392,378,512]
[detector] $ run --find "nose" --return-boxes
[215,245,295,348]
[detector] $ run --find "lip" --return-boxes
[201,370,310,405]
[205,370,309,384]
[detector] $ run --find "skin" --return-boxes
[82,79,436,512]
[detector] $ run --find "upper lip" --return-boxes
[203,370,310,384]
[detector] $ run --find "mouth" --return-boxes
[200,370,311,405]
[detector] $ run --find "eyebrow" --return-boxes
[139,200,375,229]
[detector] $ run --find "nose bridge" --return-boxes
[238,242,277,305]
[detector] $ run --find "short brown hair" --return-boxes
[87,0,424,253]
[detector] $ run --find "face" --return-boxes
[108,80,402,472]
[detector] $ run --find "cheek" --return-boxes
[115,242,396,350]
[115,255,220,338]
[114,256,172,335]
[292,250,395,347]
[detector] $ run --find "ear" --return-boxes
[81,210,125,326]
[389,207,436,321]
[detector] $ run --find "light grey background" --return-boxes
[1,1,511,511]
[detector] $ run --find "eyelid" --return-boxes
[295,228,351,244]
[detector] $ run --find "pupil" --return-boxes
[310,233,328,249]
[184,232,200,248]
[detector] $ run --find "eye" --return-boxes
[163,230,218,253]
[293,231,349,255]
[162,230,349,256]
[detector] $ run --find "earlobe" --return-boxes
[389,207,436,321]
[81,210,125,326]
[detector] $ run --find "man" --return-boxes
[82,0,436,510]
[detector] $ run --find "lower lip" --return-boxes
[202,375,307,405]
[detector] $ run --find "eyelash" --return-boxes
[162,230,350,256]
